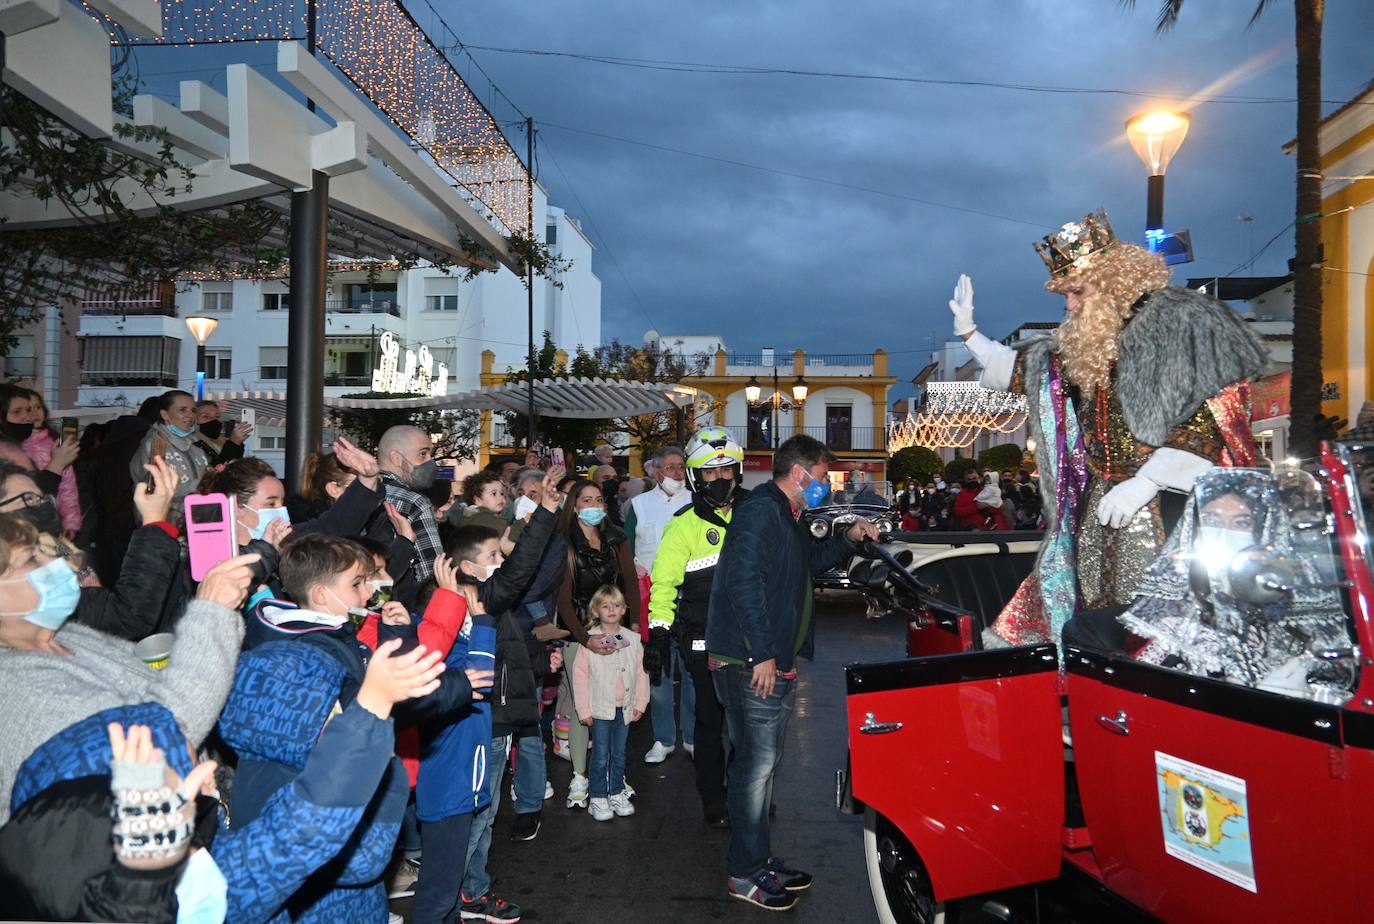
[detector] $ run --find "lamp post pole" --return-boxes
[771,367,780,450]
[1124,109,1190,241]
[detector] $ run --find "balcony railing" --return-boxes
[81,370,179,387]
[81,300,176,317]
[723,351,875,373]
[323,373,375,387]
[724,424,886,453]
[326,300,401,317]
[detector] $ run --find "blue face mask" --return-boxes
[0,558,81,630]
[175,848,228,924]
[577,507,607,527]
[799,473,831,510]
[244,505,291,541]
[166,422,197,439]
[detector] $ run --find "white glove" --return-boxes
[1097,476,1159,528]
[1096,448,1215,529]
[949,274,976,337]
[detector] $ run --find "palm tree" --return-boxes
[1127,0,1325,458]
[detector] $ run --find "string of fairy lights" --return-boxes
[85,0,530,237]
[887,382,1028,451]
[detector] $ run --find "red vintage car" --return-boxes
[841,443,1374,923]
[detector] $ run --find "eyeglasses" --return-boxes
[0,492,45,510]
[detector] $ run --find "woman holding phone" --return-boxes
[129,391,209,526]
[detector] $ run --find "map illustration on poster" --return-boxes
[1155,751,1256,893]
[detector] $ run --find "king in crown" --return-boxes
[944,208,1268,647]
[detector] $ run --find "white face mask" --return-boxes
[513,496,539,520]
[661,476,685,496]
[466,563,498,583]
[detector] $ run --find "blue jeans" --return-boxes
[650,646,696,747]
[588,710,630,798]
[411,810,474,924]
[512,731,546,815]
[461,735,509,900]
[714,662,795,880]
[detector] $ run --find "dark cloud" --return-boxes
[444,0,1370,394]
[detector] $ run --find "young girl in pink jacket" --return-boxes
[572,585,650,822]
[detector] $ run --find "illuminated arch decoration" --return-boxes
[888,381,1028,451]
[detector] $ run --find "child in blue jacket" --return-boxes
[410,468,564,924]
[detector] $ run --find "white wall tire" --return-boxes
[864,805,948,924]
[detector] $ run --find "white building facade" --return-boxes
[73,190,600,472]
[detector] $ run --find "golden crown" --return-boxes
[1034,209,1118,277]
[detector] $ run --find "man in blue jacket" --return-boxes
[706,434,877,911]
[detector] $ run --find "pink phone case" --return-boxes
[185,493,238,582]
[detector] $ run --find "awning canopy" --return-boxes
[202,377,700,428]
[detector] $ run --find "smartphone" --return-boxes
[185,493,238,582]
[60,417,78,441]
[550,447,565,468]
[238,407,255,452]
[609,632,633,650]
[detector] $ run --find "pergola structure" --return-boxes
[1,0,528,485]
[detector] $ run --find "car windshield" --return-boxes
[1118,467,1356,702]
[821,480,892,510]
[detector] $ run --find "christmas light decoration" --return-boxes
[887,382,1027,452]
[90,0,530,236]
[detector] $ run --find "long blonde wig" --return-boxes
[1049,242,1169,396]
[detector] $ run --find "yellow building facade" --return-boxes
[1314,88,1374,424]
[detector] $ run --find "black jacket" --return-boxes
[74,523,189,639]
[705,481,854,671]
[0,775,183,923]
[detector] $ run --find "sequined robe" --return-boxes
[988,292,1262,647]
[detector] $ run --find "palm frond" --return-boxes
[1246,0,1277,29]
[1118,0,1187,34]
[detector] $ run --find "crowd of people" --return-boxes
[0,385,879,921]
[895,466,1042,532]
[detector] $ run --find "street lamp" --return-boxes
[185,315,219,400]
[746,369,806,450]
[1124,109,1190,235]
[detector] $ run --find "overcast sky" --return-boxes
[432,0,1371,397]
[129,1,1372,399]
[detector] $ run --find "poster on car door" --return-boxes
[1155,751,1256,893]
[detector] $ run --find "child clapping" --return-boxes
[571,586,649,822]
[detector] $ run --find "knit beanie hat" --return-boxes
[12,701,191,815]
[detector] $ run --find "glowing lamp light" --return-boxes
[184,315,219,345]
[745,376,761,404]
[792,377,809,405]
[1125,110,1191,177]
[1025,437,1036,454]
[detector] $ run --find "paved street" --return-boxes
[392,588,898,923]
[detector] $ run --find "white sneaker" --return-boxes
[390,914,404,924]
[609,790,635,817]
[684,742,695,758]
[566,773,589,809]
[644,741,674,763]
[544,780,554,800]
[589,797,613,821]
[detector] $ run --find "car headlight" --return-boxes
[875,518,893,535]
[810,518,830,539]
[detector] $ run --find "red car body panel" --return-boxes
[1067,655,1360,922]
[906,610,974,658]
[846,646,1063,901]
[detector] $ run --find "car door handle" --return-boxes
[860,712,904,735]
[1096,710,1130,736]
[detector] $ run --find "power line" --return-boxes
[539,121,1053,230]
[538,136,660,334]
[460,43,1368,107]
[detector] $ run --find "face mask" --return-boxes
[660,476,685,497]
[701,476,735,507]
[243,505,290,541]
[15,498,61,537]
[464,563,498,583]
[175,847,228,924]
[1,421,33,442]
[165,421,197,439]
[198,419,223,440]
[797,473,830,510]
[1198,526,1254,560]
[325,586,369,622]
[408,459,437,490]
[578,507,607,527]
[935,480,946,490]
[0,558,81,630]
[513,496,538,520]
